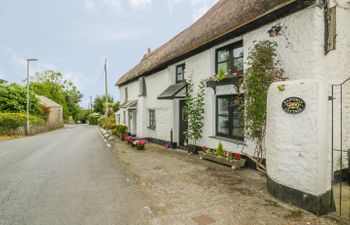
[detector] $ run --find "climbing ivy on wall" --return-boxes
[244,40,286,171]
[185,75,206,154]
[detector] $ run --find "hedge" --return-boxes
[88,115,100,125]
[0,113,46,133]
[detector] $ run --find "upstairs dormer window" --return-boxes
[176,64,186,83]
[216,41,243,75]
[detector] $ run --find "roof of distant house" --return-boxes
[116,0,303,86]
[38,95,62,108]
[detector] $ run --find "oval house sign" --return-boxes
[282,97,306,114]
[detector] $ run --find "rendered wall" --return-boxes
[266,79,333,215]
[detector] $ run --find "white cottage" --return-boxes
[116,0,350,215]
[116,0,349,155]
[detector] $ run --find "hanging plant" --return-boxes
[243,40,286,172]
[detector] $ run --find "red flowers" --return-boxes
[233,153,241,160]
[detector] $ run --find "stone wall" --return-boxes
[1,124,64,136]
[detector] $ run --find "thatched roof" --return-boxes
[116,0,298,86]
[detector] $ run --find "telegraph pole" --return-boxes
[90,95,93,112]
[104,58,108,120]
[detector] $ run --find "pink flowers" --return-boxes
[125,136,133,143]
[136,139,146,145]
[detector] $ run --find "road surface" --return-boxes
[0,125,152,225]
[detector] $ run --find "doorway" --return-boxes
[179,100,188,146]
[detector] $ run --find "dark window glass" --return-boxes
[216,41,244,75]
[176,64,186,83]
[216,95,244,140]
[149,110,156,129]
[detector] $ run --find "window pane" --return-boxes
[233,47,243,58]
[234,57,244,73]
[177,73,183,81]
[176,65,185,82]
[217,97,229,115]
[218,63,228,74]
[232,108,244,138]
[177,66,183,74]
[218,116,229,135]
[218,50,229,62]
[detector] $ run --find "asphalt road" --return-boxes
[0,125,152,225]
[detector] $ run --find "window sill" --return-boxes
[148,127,156,130]
[209,136,247,146]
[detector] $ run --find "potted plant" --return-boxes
[118,125,128,140]
[171,142,177,149]
[199,143,246,169]
[125,136,133,144]
[135,139,146,150]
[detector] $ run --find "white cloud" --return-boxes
[128,0,153,10]
[84,0,96,11]
[83,0,122,13]
[73,24,144,43]
[167,0,218,21]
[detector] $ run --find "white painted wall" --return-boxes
[266,79,331,196]
[116,2,350,159]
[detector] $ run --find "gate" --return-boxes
[331,78,350,221]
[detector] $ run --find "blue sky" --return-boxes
[0,0,217,108]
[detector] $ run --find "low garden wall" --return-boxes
[0,113,63,136]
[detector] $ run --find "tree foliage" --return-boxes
[185,76,206,153]
[30,70,83,120]
[0,83,41,115]
[93,95,119,115]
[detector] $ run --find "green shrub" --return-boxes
[0,83,41,115]
[117,125,128,135]
[88,115,100,125]
[215,142,224,156]
[0,113,46,133]
[99,114,116,129]
[99,117,107,128]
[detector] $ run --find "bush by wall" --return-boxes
[88,115,100,125]
[0,113,46,134]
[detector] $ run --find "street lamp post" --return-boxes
[26,58,38,135]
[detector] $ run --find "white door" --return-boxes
[128,110,137,135]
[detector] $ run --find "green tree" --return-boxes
[0,83,41,115]
[93,95,119,115]
[30,70,83,120]
[185,76,205,154]
[75,109,91,123]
